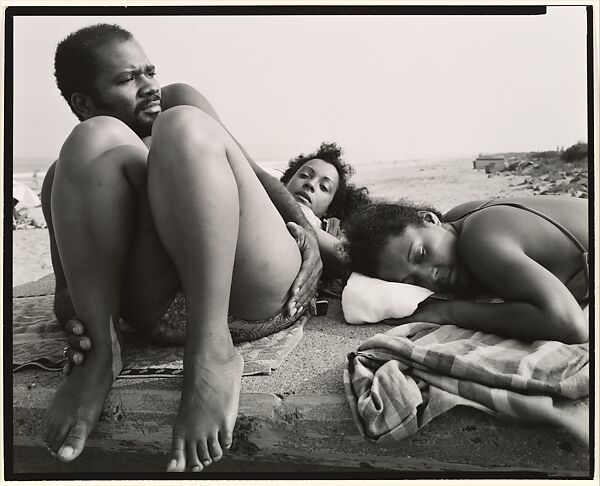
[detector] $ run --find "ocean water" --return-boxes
[12,154,470,195]
[11,157,290,193]
[13,158,53,193]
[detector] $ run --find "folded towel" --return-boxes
[344,311,589,444]
[341,272,433,324]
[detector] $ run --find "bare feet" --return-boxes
[42,354,118,461]
[42,320,124,462]
[167,348,244,472]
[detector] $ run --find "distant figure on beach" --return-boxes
[345,195,588,343]
[40,23,324,472]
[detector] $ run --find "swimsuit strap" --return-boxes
[454,200,589,300]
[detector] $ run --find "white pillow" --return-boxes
[342,273,434,325]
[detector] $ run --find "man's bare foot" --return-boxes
[43,318,124,462]
[42,351,119,462]
[166,348,244,472]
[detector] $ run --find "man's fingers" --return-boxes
[65,319,84,336]
[63,347,84,365]
[66,334,91,351]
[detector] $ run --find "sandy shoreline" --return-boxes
[12,157,535,287]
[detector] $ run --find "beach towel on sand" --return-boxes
[12,278,307,377]
[343,312,589,445]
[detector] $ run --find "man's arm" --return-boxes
[41,162,76,327]
[161,83,323,313]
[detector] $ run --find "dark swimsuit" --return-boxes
[447,200,589,303]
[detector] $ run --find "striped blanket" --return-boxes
[343,317,589,445]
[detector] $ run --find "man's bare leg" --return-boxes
[42,117,175,462]
[147,106,301,472]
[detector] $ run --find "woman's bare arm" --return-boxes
[402,216,587,343]
[314,226,349,279]
[439,230,586,343]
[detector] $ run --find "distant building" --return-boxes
[473,154,506,171]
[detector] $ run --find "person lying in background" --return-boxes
[344,195,588,344]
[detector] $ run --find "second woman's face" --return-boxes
[375,221,469,293]
[285,159,340,218]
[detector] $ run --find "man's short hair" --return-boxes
[54,23,133,120]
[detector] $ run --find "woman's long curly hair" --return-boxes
[344,200,443,277]
[280,142,371,221]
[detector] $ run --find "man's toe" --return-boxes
[197,439,212,467]
[208,433,223,462]
[220,429,233,450]
[167,437,186,472]
[185,440,203,472]
[57,419,88,462]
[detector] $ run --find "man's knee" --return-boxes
[67,116,144,152]
[150,106,225,163]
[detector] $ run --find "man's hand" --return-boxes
[62,318,92,375]
[286,222,323,317]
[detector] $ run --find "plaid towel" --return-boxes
[343,317,589,445]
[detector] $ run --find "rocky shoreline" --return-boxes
[480,143,588,199]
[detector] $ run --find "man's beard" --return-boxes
[130,112,157,139]
[91,93,159,139]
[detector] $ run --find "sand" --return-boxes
[12,156,533,287]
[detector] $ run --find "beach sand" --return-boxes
[12,156,533,287]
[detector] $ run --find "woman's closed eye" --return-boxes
[414,247,426,263]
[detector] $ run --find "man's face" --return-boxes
[87,38,161,138]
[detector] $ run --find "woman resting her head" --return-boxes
[345,196,589,344]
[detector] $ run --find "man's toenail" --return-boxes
[80,339,88,350]
[58,445,74,458]
[212,455,222,462]
[202,459,212,466]
[192,465,201,472]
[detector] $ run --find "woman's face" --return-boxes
[375,214,471,293]
[285,159,340,218]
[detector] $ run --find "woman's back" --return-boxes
[446,196,588,302]
[444,196,588,252]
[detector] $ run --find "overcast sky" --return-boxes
[11,6,588,167]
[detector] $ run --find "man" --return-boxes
[40,23,322,472]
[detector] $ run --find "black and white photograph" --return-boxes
[5,3,595,481]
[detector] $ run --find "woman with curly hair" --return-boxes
[280,142,370,225]
[345,196,588,343]
[280,142,371,278]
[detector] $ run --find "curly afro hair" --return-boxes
[280,142,371,221]
[344,200,442,277]
[54,24,134,120]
